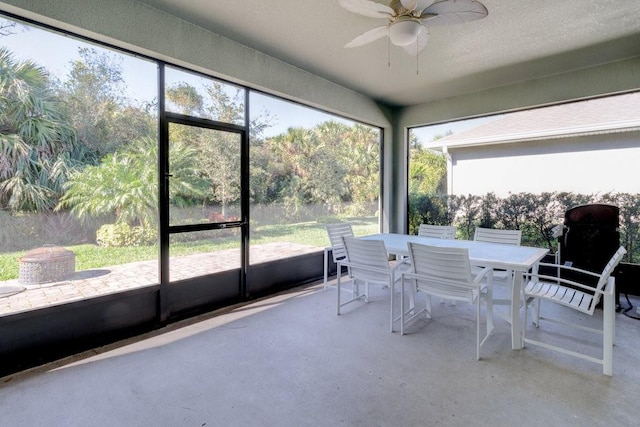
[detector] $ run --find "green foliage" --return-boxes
[408,193,453,235]
[59,47,155,160]
[409,191,640,263]
[96,223,157,247]
[0,47,80,212]
[409,147,447,195]
[59,137,206,228]
[253,121,379,217]
[166,81,248,214]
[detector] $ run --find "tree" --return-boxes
[342,123,380,209]
[165,83,240,214]
[59,137,207,227]
[409,146,447,195]
[266,127,319,214]
[60,47,155,161]
[166,81,259,215]
[166,83,203,116]
[0,47,79,212]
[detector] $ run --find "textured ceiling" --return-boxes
[136,0,640,107]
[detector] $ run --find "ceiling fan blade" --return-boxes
[338,0,394,19]
[400,0,435,13]
[344,25,389,48]
[402,25,429,55]
[421,0,488,25]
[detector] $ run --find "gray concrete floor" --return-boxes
[1,279,639,426]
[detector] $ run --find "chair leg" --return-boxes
[534,298,541,327]
[485,271,494,334]
[476,297,481,361]
[611,278,617,347]
[390,278,395,333]
[486,291,494,336]
[337,270,342,315]
[409,285,416,312]
[522,295,528,346]
[603,287,614,375]
[400,276,405,335]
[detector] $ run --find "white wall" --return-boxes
[449,132,640,196]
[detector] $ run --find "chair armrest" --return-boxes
[472,266,492,286]
[337,260,393,276]
[390,259,411,272]
[523,273,611,295]
[402,271,479,292]
[535,262,602,279]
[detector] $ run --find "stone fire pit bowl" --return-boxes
[19,245,76,285]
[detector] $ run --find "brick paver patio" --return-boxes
[0,242,321,317]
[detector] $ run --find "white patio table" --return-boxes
[360,233,549,349]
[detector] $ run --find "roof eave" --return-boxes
[426,122,640,150]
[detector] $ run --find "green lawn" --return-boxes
[0,218,379,281]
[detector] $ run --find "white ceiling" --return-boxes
[136,0,640,107]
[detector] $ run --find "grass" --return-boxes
[0,218,379,281]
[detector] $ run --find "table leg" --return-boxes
[323,248,329,290]
[511,271,523,349]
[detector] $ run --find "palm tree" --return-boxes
[59,137,207,228]
[0,47,78,212]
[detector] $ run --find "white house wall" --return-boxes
[449,132,640,196]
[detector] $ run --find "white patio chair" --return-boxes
[400,243,494,360]
[323,223,354,289]
[522,246,626,375]
[474,227,522,246]
[473,227,522,317]
[337,236,412,332]
[419,224,457,304]
[418,224,457,239]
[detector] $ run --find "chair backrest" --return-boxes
[341,236,390,283]
[407,243,475,301]
[326,223,354,263]
[474,227,522,245]
[590,246,627,310]
[418,224,457,239]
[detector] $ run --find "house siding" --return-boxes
[450,131,640,195]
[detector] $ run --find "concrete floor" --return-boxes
[1,279,639,426]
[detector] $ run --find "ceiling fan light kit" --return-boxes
[339,0,488,55]
[389,18,423,46]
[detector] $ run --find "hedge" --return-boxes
[409,192,640,263]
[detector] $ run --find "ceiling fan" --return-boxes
[339,0,488,55]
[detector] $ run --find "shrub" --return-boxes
[408,193,452,235]
[410,191,640,263]
[96,223,157,247]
